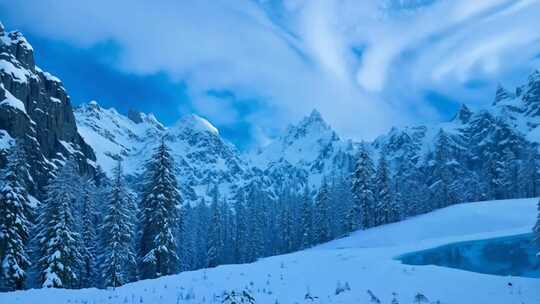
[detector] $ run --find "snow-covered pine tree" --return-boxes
[350,145,376,229]
[0,143,33,291]
[330,175,353,238]
[484,151,505,200]
[519,147,539,198]
[194,198,209,269]
[221,198,235,264]
[430,130,454,208]
[501,148,519,199]
[178,202,195,271]
[245,182,265,261]
[375,154,392,225]
[233,189,248,263]
[299,185,313,249]
[99,161,136,288]
[207,185,223,268]
[34,160,83,288]
[78,178,98,288]
[533,199,540,254]
[279,194,294,253]
[138,139,181,279]
[394,156,415,218]
[313,178,331,243]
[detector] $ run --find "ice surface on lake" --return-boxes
[399,233,540,278]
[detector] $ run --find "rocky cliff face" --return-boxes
[0,23,95,196]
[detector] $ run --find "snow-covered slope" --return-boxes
[74,101,251,202]
[2,198,538,304]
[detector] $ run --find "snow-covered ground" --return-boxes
[2,198,539,304]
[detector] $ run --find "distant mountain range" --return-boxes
[2,22,540,204]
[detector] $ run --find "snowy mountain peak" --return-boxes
[528,69,540,83]
[523,70,540,116]
[87,100,100,109]
[127,108,144,124]
[452,103,473,124]
[281,109,334,145]
[172,114,219,136]
[298,109,329,131]
[250,109,352,188]
[493,84,513,105]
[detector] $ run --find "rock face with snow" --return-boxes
[250,110,356,190]
[74,102,251,203]
[3,22,540,205]
[73,70,540,204]
[0,25,95,196]
[373,70,540,172]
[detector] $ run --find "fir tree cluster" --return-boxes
[1,134,540,291]
[0,140,179,290]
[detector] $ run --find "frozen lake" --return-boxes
[399,233,540,278]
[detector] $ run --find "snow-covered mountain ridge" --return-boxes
[373,71,540,166]
[3,20,540,206]
[73,69,540,204]
[74,101,250,203]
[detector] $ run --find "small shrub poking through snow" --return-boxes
[414,292,429,303]
[222,290,256,304]
[335,281,351,295]
[367,290,381,303]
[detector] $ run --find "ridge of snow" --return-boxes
[172,114,219,135]
[0,84,26,114]
[0,129,14,150]
[42,71,61,83]
[74,101,248,203]
[0,59,30,83]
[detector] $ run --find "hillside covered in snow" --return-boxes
[1,198,538,304]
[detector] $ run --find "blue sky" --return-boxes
[1,0,540,150]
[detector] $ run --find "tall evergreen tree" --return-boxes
[245,182,265,262]
[299,185,313,249]
[519,147,539,198]
[79,178,98,288]
[34,160,82,288]
[279,195,294,253]
[233,190,248,263]
[100,161,136,287]
[533,199,540,254]
[350,145,376,229]
[138,139,181,279]
[313,178,331,243]
[0,143,32,291]
[194,198,209,269]
[207,185,222,268]
[501,148,519,198]
[375,154,392,225]
[430,130,454,208]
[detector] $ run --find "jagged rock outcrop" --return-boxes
[0,25,95,197]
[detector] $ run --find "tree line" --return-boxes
[1,131,540,291]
